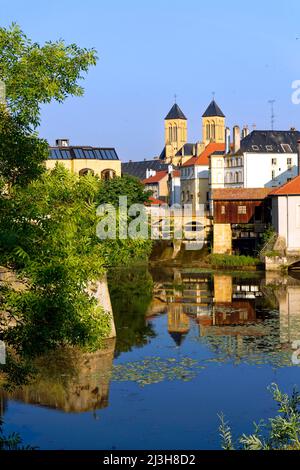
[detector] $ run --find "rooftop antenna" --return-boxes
[174,94,177,104]
[212,91,215,101]
[268,99,275,130]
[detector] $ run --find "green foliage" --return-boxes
[0,23,97,128]
[112,357,205,387]
[219,384,300,450]
[0,166,112,356]
[0,106,48,188]
[108,267,155,355]
[0,418,35,450]
[97,174,151,207]
[264,250,281,258]
[208,254,260,267]
[96,174,153,266]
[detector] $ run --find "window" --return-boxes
[206,123,210,140]
[211,123,216,140]
[254,206,262,221]
[221,205,226,214]
[287,157,292,170]
[235,171,239,183]
[272,158,277,165]
[297,205,300,228]
[238,205,247,214]
[206,192,209,201]
[169,126,172,143]
[272,170,276,180]
[252,145,259,151]
[266,145,273,151]
[173,126,178,142]
[101,169,116,180]
[79,168,95,176]
[181,191,185,202]
[281,143,292,153]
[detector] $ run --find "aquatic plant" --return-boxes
[219,383,300,450]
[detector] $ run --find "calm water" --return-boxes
[1,266,300,450]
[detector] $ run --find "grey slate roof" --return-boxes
[165,103,187,120]
[159,143,196,160]
[122,160,169,180]
[202,99,225,118]
[175,143,197,156]
[49,146,119,160]
[240,130,300,153]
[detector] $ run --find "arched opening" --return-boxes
[211,122,216,141]
[79,168,95,177]
[101,169,116,181]
[169,125,172,143]
[206,123,210,140]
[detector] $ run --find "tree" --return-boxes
[0,23,97,128]
[0,106,48,189]
[0,166,112,355]
[97,174,151,207]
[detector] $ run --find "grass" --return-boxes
[208,254,260,268]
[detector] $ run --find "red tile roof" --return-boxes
[145,196,167,206]
[172,170,180,177]
[182,143,226,167]
[142,171,168,184]
[212,187,273,201]
[270,175,300,196]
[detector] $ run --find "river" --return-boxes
[1,265,300,449]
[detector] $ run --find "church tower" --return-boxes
[202,99,225,146]
[164,103,187,163]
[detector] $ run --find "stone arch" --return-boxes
[101,169,116,181]
[79,168,95,177]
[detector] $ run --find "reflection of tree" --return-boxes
[1,339,115,413]
[108,267,155,356]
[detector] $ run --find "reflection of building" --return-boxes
[47,139,121,179]
[279,286,300,346]
[265,274,300,347]
[198,274,275,358]
[168,304,190,346]
[4,339,115,414]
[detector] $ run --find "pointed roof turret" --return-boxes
[202,99,225,118]
[165,103,187,120]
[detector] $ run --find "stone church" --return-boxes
[159,99,226,166]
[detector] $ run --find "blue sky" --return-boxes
[2,0,300,161]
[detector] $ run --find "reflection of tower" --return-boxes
[214,275,232,303]
[168,304,190,346]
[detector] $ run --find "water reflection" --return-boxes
[147,267,300,364]
[1,339,115,415]
[1,266,300,420]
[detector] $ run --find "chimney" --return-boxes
[56,138,69,147]
[242,126,249,139]
[225,127,231,154]
[233,126,240,154]
[298,140,300,176]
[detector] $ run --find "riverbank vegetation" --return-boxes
[220,384,300,450]
[208,254,261,268]
[0,25,152,392]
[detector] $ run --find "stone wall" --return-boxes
[213,223,232,254]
